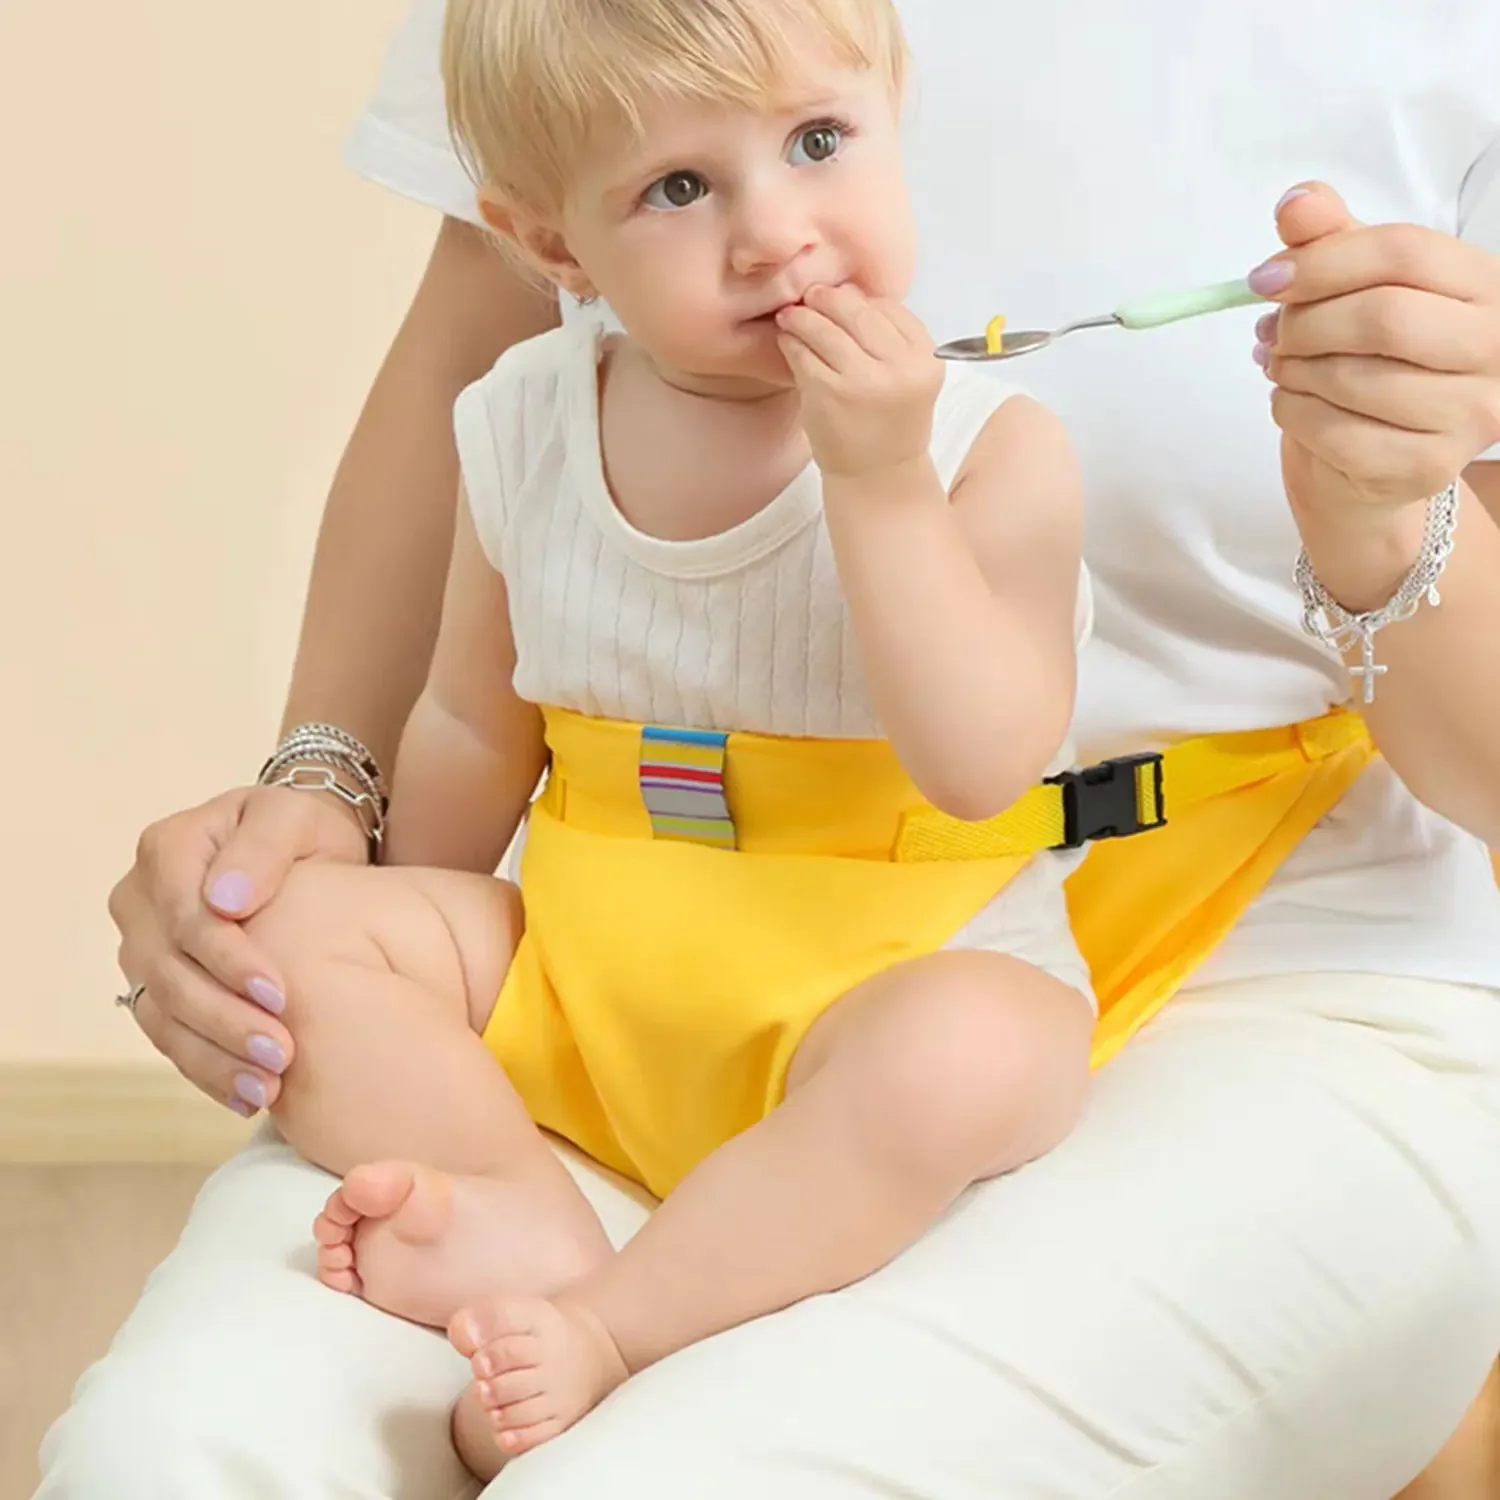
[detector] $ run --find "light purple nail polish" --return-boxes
[228,1097,256,1118]
[247,977,285,1015]
[208,871,255,914]
[1252,341,1271,368]
[1276,186,1312,213]
[247,1035,287,1074]
[1248,259,1294,295]
[234,1072,269,1110]
[1254,311,1279,343]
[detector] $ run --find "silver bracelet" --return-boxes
[262,722,389,803]
[1294,481,1460,704]
[257,723,389,861]
[259,740,382,809]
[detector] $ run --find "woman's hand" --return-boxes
[108,783,367,1115]
[1243,183,1500,845]
[1251,182,1500,537]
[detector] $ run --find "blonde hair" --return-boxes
[443,0,907,220]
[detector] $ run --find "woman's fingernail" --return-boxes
[1252,340,1271,368]
[1248,259,1294,295]
[234,1073,269,1110]
[246,1035,287,1074]
[228,1097,256,1118]
[1276,185,1312,214]
[1254,310,1280,343]
[247,977,285,1015]
[208,871,255,914]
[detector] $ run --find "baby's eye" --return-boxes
[788,123,844,166]
[643,171,708,211]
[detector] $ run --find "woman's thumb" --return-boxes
[1275,181,1359,248]
[203,789,313,919]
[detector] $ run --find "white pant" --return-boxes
[35,974,1500,1500]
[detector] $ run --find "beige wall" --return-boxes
[1,1,435,1066]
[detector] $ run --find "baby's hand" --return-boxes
[776,285,944,481]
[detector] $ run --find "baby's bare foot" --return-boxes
[450,1294,628,1458]
[451,1385,508,1485]
[312,1161,609,1329]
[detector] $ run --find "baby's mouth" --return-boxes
[749,298,803,324]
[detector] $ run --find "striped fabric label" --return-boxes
[639,726,736,849]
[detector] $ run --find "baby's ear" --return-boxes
[476,188,517,240]
[479,190,596,302]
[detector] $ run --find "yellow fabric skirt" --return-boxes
[480,705,1411,1196]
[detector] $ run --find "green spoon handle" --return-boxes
[1114,277,1266,330]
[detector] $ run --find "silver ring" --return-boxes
[114,981,146,1013]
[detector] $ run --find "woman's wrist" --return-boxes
[1289,494,1429,613]
[1292,482,1462,704]
[257,723,389,863]
[255,770,374,863]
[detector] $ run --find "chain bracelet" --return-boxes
[260,742,381,806]
[261,765,383,855]
[291,722,389,801]
[256,723,389,862]
[1294,481,1460,705]
[261,746,382,816]
[261,722,388,803]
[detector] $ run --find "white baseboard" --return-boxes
[0,1062,256,1164]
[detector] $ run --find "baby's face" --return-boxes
[561,48,914,392]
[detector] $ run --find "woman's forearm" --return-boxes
[1253,188,1500,844]
[1293,462,1500,846]
[280,217,559,768]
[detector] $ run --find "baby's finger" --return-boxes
[777,331,833,383]
[776,303,866,372]
[878,299,936,351]
[803,284,908,360]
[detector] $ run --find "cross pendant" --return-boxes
[1349,631,1387,705]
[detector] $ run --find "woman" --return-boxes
[40,0,1500,1495]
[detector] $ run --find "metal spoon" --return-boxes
[935,276,1267,362]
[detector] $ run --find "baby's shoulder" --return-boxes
[453,320,597,500]
[460,321,591,427]
[929,363,1042,485]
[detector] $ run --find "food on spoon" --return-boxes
[984,314,1007,354]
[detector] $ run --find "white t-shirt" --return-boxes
[344,0,1500,993]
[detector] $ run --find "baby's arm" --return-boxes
[779,284,1081,821]
[824,396,1082,821]
[384,486,547,869]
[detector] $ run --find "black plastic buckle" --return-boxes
[1045,753,1167,850]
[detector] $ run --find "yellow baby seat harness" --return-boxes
[483,701,1393,1197]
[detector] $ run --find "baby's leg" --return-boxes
[453,950,1093,1459]
[247,862,610,1330]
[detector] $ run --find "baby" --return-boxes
[252,0,1095,1477]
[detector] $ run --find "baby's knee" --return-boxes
[249,863,520,1045]
[854,955,1092,1174]
[244,864,454,1061]
[242,861,383,969]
